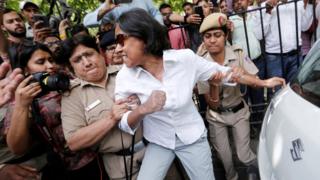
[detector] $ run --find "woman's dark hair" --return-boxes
[58,35,98,72]
[9,42,53,70]
[117,8,170,57]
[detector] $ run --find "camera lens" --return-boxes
[45,73,70,91]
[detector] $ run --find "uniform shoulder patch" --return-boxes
[70,79,81,89]
[232,44,243,52]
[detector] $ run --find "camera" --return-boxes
[32,14,50,28]
[32,72,70,95]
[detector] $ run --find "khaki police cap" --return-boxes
[199,13,228,33]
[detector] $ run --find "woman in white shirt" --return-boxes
[114,8,284,180]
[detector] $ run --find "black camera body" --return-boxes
[32,14,50,28]
[113,0,132,5]
[32,72,70,96]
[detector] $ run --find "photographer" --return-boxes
[5,43,108,179]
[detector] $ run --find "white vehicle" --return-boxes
[258,41,320,180]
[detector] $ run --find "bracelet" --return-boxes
[59,33,67,40]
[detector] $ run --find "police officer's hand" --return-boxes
[0,164,40,180]
[15,76,42,107]
[0,63,24,107]
[263,77,286,88]
[126,94,141,111]
[140,90,166,115]
[230,66,245,83]
[209,71,223,86]
[111,99,130,122]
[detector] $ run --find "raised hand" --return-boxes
[0,63,24,107]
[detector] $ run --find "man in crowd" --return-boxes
[159,3,189,49]
[230,0,266,119]
[101,0,164,25]
[257,0,313,83]
[19,0,40,38]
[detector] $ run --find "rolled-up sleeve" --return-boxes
[118,111,139,135]
[191,51,230,82]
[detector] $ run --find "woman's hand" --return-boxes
[264,77,286,88]
[15,76,42,107]
[209,71,223,86]
[230,66,245,83]
[140,90,166,115]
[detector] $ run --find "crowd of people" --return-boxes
[0,0,317,179]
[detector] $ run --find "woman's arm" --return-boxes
[6,76,42,155]
[232,67,286,88]
[125,90,166,130]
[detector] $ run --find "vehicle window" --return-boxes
[291,41,320,107]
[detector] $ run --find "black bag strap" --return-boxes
[120,131,136,180]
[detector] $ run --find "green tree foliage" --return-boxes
[153,0,192,13]
[4,0,191,19]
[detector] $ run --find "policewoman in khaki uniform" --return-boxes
[60,35,144,180]
[197,13,286,180]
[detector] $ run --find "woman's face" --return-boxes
[25,49,57,75]
[114,24,146,68]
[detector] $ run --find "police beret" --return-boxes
[199,13,228,33]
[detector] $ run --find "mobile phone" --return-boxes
[113,0,132,5]
[32,14,50,28]
[194,6,204,20]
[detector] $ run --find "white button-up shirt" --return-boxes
[115,49,230,149]
[256,1,313,53]
[230,13,262,59]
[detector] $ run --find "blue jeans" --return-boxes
[265,53,302,96]
[137,132,215,180]
[265,53,302,82]
[245,55,266,104]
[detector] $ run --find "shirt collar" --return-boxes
[78,72,109,89]
[134,50,178,79]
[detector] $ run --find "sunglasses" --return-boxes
[116,34,130,46]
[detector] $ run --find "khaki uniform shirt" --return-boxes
[197,45,259,108]
[61,71,142,153]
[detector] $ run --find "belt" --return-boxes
[266,48,300,56]
[115,141,146,156]
[212,101,244,114]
